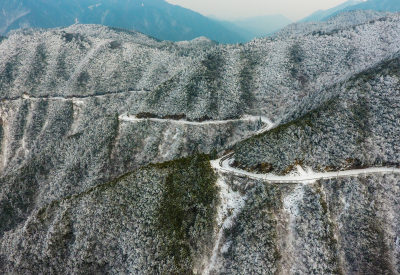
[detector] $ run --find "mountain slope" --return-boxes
[276,10,391,38]
[0,0,246,43]
[351,0,400,11]
[0,13,400,274]
[301,0,365,22]
[235,54,400,173]
[329,0,400,19]
[301,0,400,22]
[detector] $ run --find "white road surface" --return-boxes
[119,114,274,127]
[211,155,400,183]
[120,113,399,183]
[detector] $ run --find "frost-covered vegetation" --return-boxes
[1,154,218,274]
[0,0,247,43]
[2,14,400,121]
[289,10,392,37]
[1,11,400,274]
[215,174,400,274]
[235,55,400,173]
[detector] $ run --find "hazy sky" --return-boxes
[166,0,349,21]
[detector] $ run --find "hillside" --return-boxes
[0,0,246,43]
[301,0,366,22]
[333,0,400,18]
[235,55,400,173]
[301,0,400,22]
[0,11,400,274]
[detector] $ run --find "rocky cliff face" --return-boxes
[0,12,400,274]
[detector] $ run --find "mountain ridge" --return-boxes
[301,0,400,22]
[0,11,400,274]
[301,0,366,22]
[0,0,247,43]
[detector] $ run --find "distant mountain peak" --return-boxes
[0,0,247,43]
[301,0,400,22]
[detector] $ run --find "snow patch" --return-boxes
[203,177,246,275]
[72,98,85,106]
[158,127,183,160]
[69,98,85,135]
[88,3,102,10]
[283,185,305,216]
[119,114,274,128]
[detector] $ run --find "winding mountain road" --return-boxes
[118,111,400,275]
[120,113,400,183]
[118,114,273,126]
[0,90,148,102]
[211,154,400,183]
[204,117,400,274]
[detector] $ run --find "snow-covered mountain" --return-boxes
[0,11,400,274]
[0,0,247,43]
[301,0,366,22]
[301,0,400,22]
[276,10,391,38]
[332,0,400,17]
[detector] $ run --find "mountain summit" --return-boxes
[301,0,400,22]
[0,0,246,43]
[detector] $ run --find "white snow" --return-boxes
[65,40,108,93]
[72,98,85,106]
[88,3,102,10]
[202,175,246,275]
[215,156,400,183]
[283,185,305,216]
[118,114,275,127]
[0,106,10,171]
[157,127,183,160]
